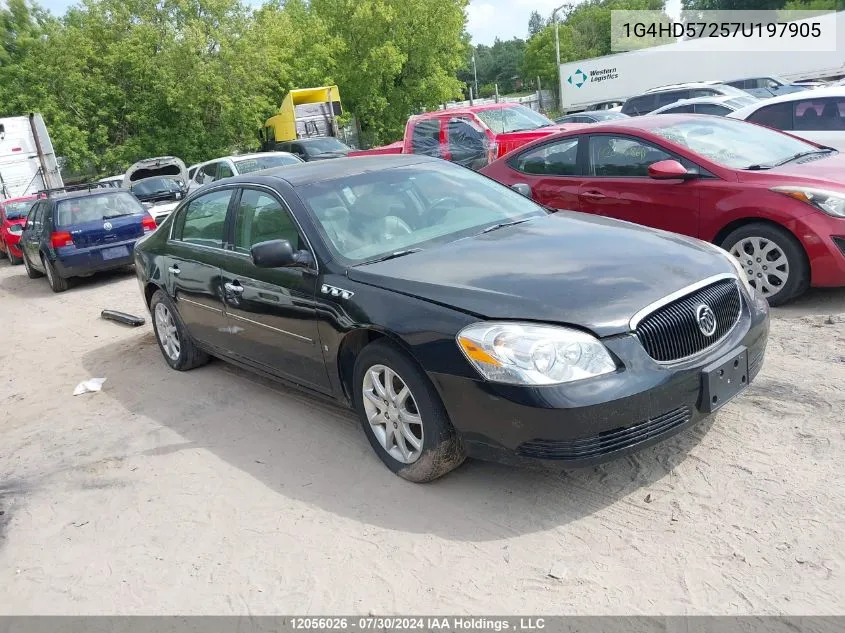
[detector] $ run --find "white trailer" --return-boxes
[559,10,845,112]
[0,113,63,199]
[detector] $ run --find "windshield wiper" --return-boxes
[480,218,535,234]
[773,148,834,167]
[102,212,135,219]
[357,248,422,265]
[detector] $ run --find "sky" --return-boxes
[466,0,683,45]
[24,0,682,46]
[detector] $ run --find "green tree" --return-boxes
[521,23,575,94]
[528,10,544,37]
[311,0,468,145]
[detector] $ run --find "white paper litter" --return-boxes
[73,377,107,396]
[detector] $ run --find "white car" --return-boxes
[97,174,125,188]
[649,94,760,117]
[728,85,845,151]
[621,82,752,116]
[188,151,303,192]
[123,156,189,225]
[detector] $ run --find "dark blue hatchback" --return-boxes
[18,187,157,292]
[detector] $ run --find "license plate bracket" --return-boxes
[101,245,129,260]
[700,346,749,413]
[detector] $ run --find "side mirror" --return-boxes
[648,159,694,180]
[251,239,312,269]
[511,183,533,197]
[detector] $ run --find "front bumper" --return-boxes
[795,211,845,287]
[430,290,769,467]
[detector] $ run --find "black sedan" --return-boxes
[133,155,770,482]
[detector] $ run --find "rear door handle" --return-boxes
[580,191,607,200]
[168,265,180,275]
[224,281,244,294]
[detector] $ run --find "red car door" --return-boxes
[578,133,701,238]
[504,136,583,212]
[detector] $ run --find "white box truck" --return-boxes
[0,113,63,199]
[559,10,845,112]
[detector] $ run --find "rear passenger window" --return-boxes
[622,95,656,116]
[512,138,580,175]
[233,190,303,254]
[793,98,845,131]
[177,189,232,248]
[747,102,794,130]
[662,104,694,114]
[410,119,442,157]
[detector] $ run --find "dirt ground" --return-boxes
[0,259,843,615]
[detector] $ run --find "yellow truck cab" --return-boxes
[261,86,342,150]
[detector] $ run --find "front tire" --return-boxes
[7,249,22,265]
[22,251,43,278]
[42,254,69,292]
[721,223,808,306]
[352,339,466,482]
[150,289,210,371]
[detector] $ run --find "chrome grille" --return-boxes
[635,279,742,363]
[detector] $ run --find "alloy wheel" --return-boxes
[362,364,424,464]
[730,236,789,298]
[154,302,181,361]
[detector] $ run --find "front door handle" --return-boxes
[224,281,244,294]
[168,265,180,275]
[580,190,606,200]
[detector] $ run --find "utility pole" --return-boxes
[553,3,570,113]
[472,54,479,98]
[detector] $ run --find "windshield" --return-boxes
[476,105,554,134]
[652,117,821,169]
[298,162,547,265]
[301,138,350,155]
[130,177,184,197]
[234,154,301,174]
[3,200,37,220]
[56,192,145,226]
[726,96,758,109]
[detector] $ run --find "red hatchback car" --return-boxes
[0,195,40,265]
[481,114,845,305]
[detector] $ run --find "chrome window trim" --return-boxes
[629,273,738,331]
[228,312,313,343]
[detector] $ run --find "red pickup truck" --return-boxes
[350,103,580,169]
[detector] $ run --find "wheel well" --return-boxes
[144,282,160,308]
[713,217,811,282]
[337,329,385,401]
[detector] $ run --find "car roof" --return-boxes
[226,154,437,187]
[644,81,724,93]
[1,194,39,204]
[409,102,526,121]
[47,187,134,202]
[732,84,845,109]
[650,95,754,113]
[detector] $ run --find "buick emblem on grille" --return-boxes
[103,221,113,231]
[695,304,717,337]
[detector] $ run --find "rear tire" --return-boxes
[23,251,43,279]
[42,254,69,293]
[7,250,21,265]
[352,339,466,482]
[150,289,210,371]
[720,223,808,307]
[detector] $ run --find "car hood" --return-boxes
[347,212,734,337]
[123,156,188,188]
[736,151,845,188]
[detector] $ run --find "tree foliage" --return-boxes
[0,0,467,173]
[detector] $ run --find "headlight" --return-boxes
[456,322,616,386]
[7,224,23,235]
[771,186,845,218]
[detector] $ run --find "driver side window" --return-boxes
[587,135,672,177]
[511,137,580,176]
[233,189,304,254]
